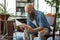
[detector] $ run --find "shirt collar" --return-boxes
[34,9,37,16]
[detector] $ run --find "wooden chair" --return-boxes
[6,20,15,40]
[0,20,15,40]
[31,14,56,40]
[24,14,56,40]
[44,14,56,40]
[4,20,15,40]
[34,14,56,40]
[7,20,15,36]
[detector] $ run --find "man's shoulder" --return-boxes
[35,10,43,15]
[35,10,44,16]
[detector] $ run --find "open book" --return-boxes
[16,20,31,29]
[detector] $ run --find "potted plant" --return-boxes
[0,0,13,34]
[45,0,60,14]
[0,0,11,20]
[0,4,10,20]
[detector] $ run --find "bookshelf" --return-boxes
[16,0,28,16]
[16,0,33,23]
[16,0,34,16]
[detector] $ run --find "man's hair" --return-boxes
[25,3,34,9]
[25,3,33,7]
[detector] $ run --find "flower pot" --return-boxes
[0,14,10,21]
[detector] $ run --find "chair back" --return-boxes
[45,14,56,34]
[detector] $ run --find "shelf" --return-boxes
[16,0,28,18]
[10,15,26,17]
[16,1,27,3]
[16,7,24,8]
[16,0,28,3]
[16,2,27,7]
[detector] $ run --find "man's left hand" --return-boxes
[24,26,33,32]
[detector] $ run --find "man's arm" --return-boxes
[25,26,45,32]
[33,27,44,31]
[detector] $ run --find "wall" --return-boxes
[6,0,16,15]
[0,0,4,3]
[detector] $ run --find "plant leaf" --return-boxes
[0,3,5,10]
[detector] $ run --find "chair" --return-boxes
[35,14,56,40]
[6,20,15,40]
[0,20,15,40]
[43,14,56,40]
[30,14,56,40]
[7,20,15,36]
[24,14,56,40]
[7,20,15,40]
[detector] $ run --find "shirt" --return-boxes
[26,9,51,32]
[32,19,38,27]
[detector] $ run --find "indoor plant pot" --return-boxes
[0,14,10,20]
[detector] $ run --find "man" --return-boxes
[24,3,51,40]
[13,3,51,40]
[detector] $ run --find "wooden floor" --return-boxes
[0,35,8,40]
[0,39,8,40]
[0,35,12,40]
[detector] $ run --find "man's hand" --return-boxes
[24,25,33,32]
[19,25,25,31]
[39,28,47,35]
[33,27,44,31]
[18,24,27,31]
[18,24,33,32]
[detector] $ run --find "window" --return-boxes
[34,0,56,14]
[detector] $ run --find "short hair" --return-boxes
[25,3,34,9]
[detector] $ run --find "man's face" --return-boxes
[25,5,34,15]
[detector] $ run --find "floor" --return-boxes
[47,36,60,40]
[0,35,60,40]
[0,35,13,40]
[0,32,60,40]
[34,31,60,40]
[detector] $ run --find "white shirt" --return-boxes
[32,19,38,27]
